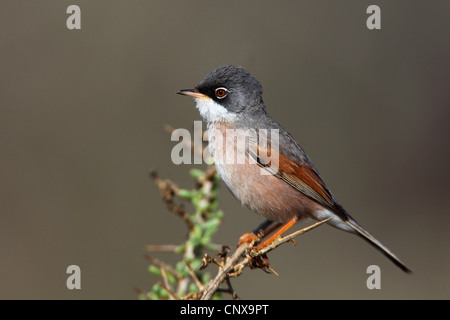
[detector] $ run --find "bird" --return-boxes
[177,65,411,273]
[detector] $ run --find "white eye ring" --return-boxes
[215,87,228,99]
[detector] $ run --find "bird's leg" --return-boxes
[254,217,299,251]
[238,217,299,273]
[237,218,298,273]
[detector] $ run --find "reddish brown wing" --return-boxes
[249,146,336,211]
[277,153,335,209]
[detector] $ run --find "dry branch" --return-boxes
[199,217,332,300]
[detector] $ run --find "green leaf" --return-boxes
[148,265,161,276]
[152,283,161,294]
[212,210,224,219]
[189,282,198,293]
[192,225,203,239]
[190,258,203,270]
[200,272,211,284]
[149,292,159,300]
[166,272,176,285]
[202,218,220,232]
[189,168,205,179]
[177,189,193,199]
[175,261,189,277]
[208,200,219,212]
[174,243,185,254]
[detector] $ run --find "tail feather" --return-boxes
[346,218,412,274]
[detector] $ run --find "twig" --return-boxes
[149,170,194,230]
[185,260,204,292]
[200,242,250,300]
[144,254,181,279]
[160,266,174,300]
[199,217,333,300]
[157,281,178,300]
[216,281,239,299]
[146,244,180,252]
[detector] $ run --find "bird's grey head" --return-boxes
[177,65,266,123]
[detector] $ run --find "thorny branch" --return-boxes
[149,170,194,230]
[199,217,332,300]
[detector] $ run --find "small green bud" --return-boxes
[189,168,205,179]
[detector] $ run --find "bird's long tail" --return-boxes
[345,218,412,274]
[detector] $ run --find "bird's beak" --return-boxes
[176,89,209,99]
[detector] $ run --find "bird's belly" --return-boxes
[208,122,322,223]
[216,161,323,222]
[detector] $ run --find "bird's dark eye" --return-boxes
[215,87,228,99]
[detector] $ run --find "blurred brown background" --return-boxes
[0,1,449,299]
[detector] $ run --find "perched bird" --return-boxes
[177,65,411,273]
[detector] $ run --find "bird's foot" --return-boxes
[237,232,260,246]
[237,232,274,273]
